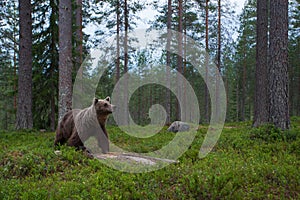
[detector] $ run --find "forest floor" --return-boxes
[0,118,299,199]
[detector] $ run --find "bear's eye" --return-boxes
[104,103,108,107]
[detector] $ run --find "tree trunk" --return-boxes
[253,0,269,127]
[49,0,58,131]
[58,0,73,122]
[236,81,239,121]
[183,0,187,122]
[75,0,83,71]
[298,63,300,116]
[204,0,209,123]
[123,0,129,125]
[177,0,183,121]
[241,44,246,121]
[215,0,221,120]
[165,0,172,125]
[269,0,290,130]
[16,0,33,129]
[13,30,17,110]
[116,0,120,83]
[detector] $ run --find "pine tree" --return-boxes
[205,0,210,123]
[58,0,73,121]
[74,0,83,71]
[16,0,33,129]
[253,0,269,127]
[165,0,172,125]
[123,0,129,125]
[269,0,290,130]
[176,0,183,121]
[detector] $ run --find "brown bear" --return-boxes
[54,96,115,154]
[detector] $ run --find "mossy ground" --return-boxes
[0,118,299,199]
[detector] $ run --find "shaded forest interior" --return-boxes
[0,0,299,130]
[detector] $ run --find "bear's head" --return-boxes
[94,96,116,116]
[167,121,179,133]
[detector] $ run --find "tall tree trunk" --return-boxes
[183,0,187,121]
[253,0,269,127]
[13,29,17,110]
[215,0,221,120]
[298,63,300,116]
[241,43,246,121]
[49,0,58,131]
[297,39,300,116]
[236,81,239,121]
[16,0,33,129]
[75,0,83,71]
[116,0,120,83]
[165,0,172,125]
[123,0,129,125]
[204,0,209,123]
[74,0,83,102]
[289,65,294,116]
[3,78,8,129]
[177,0,183,121]
[269,0,290,130]
[58,0,73,122]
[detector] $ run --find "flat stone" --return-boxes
[94,152,178,166]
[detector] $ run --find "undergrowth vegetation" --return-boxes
[0,118,299,199]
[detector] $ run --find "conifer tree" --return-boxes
[269,0,290,130]
[58,0,73,121]
[16,0,33,129]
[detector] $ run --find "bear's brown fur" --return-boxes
[54,97,115,154]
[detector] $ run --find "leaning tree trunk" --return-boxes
[58,0,73,122]
[253,0,269,127]
[269,0,290,130]
[16,0,33,129]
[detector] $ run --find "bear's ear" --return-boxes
[93,98,99,105]
[105,96,110,102]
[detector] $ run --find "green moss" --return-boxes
[0,122,299,199]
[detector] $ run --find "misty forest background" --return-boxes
[0,0,299,131]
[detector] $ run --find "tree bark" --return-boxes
[253,0,269,127]
[75,0,83,71]
[116,0,120,83]
[58,0,73,122]
[177,0,183,121]
[269,0,290,130]
[49,0,58,131]
[123,0,129,125]
[204,0,209,123]
[215,0,221,120]
[13,33,17,111]
[165,0,172,125]
[241,43,246,121]
[16,0,33,129]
